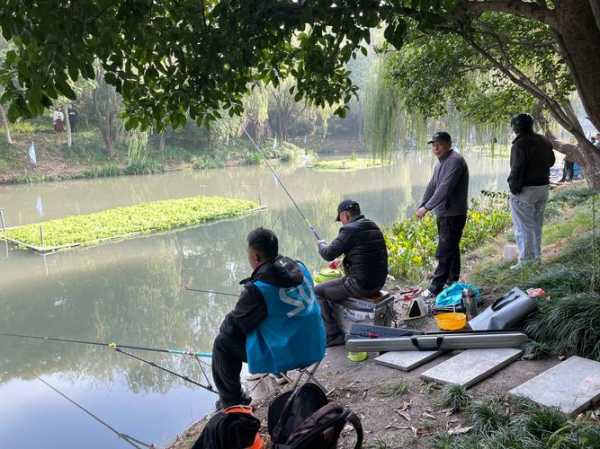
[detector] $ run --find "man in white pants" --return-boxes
[507,113,556,269]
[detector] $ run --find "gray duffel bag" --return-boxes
[469,287,538,331]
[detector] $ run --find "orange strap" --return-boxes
[222,406,264,449]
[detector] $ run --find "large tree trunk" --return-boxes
[63,104,72,148]
[100,113,116,157]
[0,105,13,144]
[158,132,166,152]
[554,1,600,133]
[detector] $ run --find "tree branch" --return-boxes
[463,0,558,29]
[589,0,600,34]
[462,33,581,140]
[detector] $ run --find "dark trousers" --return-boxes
[211,331,247,406]
[315,277,379,337]
[561,160,574,182]
[428,215,467,295]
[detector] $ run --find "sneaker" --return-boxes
[326,333,346,347]
[215,392,252,410]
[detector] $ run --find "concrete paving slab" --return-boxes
[509,356,600,415]
[375,350,443,371]
[421,348,523,388]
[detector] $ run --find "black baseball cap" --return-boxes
[427,131,452,144]
[336,199,360,221]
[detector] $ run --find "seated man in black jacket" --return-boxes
[316,200,388,346]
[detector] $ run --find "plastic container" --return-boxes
[503,244,518,262]
[347,351,368,362]
[332,292,394,333]
[435,312,467,331]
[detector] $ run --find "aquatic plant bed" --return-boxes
[311,158,388,171]
[1,196,260,253]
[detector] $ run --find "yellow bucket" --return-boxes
[435,312,467,331]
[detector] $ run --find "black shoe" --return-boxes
[215,392,252,410]
[326,333,346,347]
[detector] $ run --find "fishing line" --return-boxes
[243,128,321,240]
[37,376,155,449]
[184,286,239,297]
[0,332,211,358]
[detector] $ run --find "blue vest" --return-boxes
[246,263,326,374]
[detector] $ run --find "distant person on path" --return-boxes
[316,200,388,346]
[211,228,325,409]
[559,154,575,183]
[507,113,555,269]
[417,132,470,299]
[53,109,64,132]
[68,106,78,133]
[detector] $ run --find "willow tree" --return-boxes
[1,1,599,185]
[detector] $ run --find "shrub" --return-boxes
[124,160,164,175]
[440,384,471,412]
[386,199,511,281]
[525,293,600,361]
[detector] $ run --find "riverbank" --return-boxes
[169,182,599,449]
[0,128,309,185]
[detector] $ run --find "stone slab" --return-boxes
[421,348,523,388]
[375,350,443,371]
[509,356,600,415]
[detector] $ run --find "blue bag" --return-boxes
[435,282,481,308]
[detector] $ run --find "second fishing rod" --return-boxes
[243,128,321,241]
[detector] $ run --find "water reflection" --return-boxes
[0,151,508,448]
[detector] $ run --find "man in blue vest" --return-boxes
[211,227,326,409]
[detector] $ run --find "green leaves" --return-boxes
[0,0,575,134]
[384,18,409,50]
[385,199,511,281]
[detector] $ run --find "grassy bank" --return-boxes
[0,127,307,184]
[468,184,600,362]
[434,390,599,449]
[2,196,259,251]
[386,193,512,281]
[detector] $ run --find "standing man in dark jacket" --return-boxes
[316,200,388,346]
[507,113,555,269]
[417,132,469,298]
[212,227,325,409]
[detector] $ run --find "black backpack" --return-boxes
[268,382,363,449]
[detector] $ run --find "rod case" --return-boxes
[345,331,528,352]
[347,324,423,339]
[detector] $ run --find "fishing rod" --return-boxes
[2,332,215,392]
[184,286,239,298]
[37,376,155,449]
[0,332,211,358]
[114,347,214,393]
[243,128,321,241]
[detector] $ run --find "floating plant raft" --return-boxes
[1,196,261,253]
[311,158,389,171]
